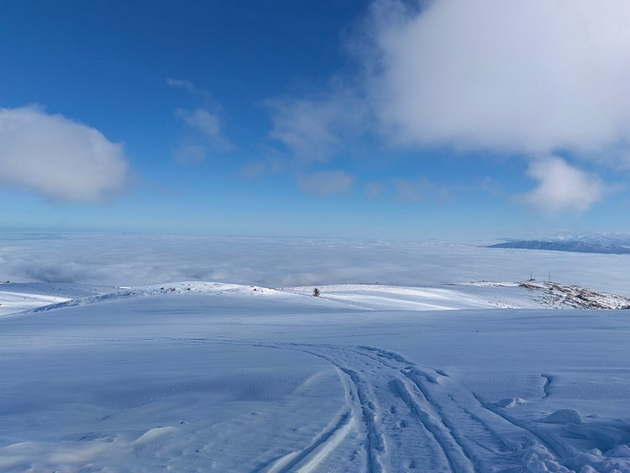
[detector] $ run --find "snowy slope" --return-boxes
[0,282,116,317]
[1,282,629,472]
[286,281,630,311]
[0,290,69,317]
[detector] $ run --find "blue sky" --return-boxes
[2,0,630,240]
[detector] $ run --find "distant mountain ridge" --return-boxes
[488,237,630,255]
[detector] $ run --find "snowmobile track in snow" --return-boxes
[240,341,569,473]
[22,335,566,472]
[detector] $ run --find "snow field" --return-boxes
[0,282,629,472]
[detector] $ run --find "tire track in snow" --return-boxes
[337,367,385,473]
[292,344,475,473]
[310,344,571,472]
[343,346,482,472]
[338,346,477,472]
[390,378,473,473]
[263,410,353,473]
[367,345,577,464]
[36,335,568,471]
[208,338,575,468]
[283,346,388,473]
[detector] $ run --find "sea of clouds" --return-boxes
[1,232,628,297]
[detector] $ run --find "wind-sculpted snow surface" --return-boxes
[1,282,630,472]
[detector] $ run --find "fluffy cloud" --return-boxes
[166,77,215,106]
[174,145,207,164]
[175,108,221,142]
[168,79,230,162]
[298,171,354,196]
[367,0,630,155]
[270,0,630,159]
[173,108,231,161]
[165,78,195,92]
[268,90,365,163]
[267,0,630,208]
[0,105,128,202]
[269,98,339,162]
[520,157,604,213]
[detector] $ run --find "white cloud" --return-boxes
[175,108,222,142]
[265,0,630,209]
[174,145,207,164]
[268,90,365,163]
[241,154,287,178]
[365,181,387,199]
[520,157,604,213]
[166,78,195,92]
[298,171,354,196]
[173,108,231,161]
[268,98,342,163]
[392,176,450,203]
[168,79,230,161]
[166,78,214,104]
[0,105,129,202]
[367,0,630,156]
[268,0,630,159]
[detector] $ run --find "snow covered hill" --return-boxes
[5,279,626,316]
[1,281,629,472]
[488,236,630,254]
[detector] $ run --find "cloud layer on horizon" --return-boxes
[1,233,629,298]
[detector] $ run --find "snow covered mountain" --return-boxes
[489,237,630,254]
[1,281,630,472]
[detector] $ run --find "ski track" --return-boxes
[9,335,570,472]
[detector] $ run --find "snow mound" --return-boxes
[132,281,282,296]
[565,420,630,453]
[497,397,526,408]
[543,409,584,424]
[524,443,630,473]
[28,281,284,314]
[0,426,179,471]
